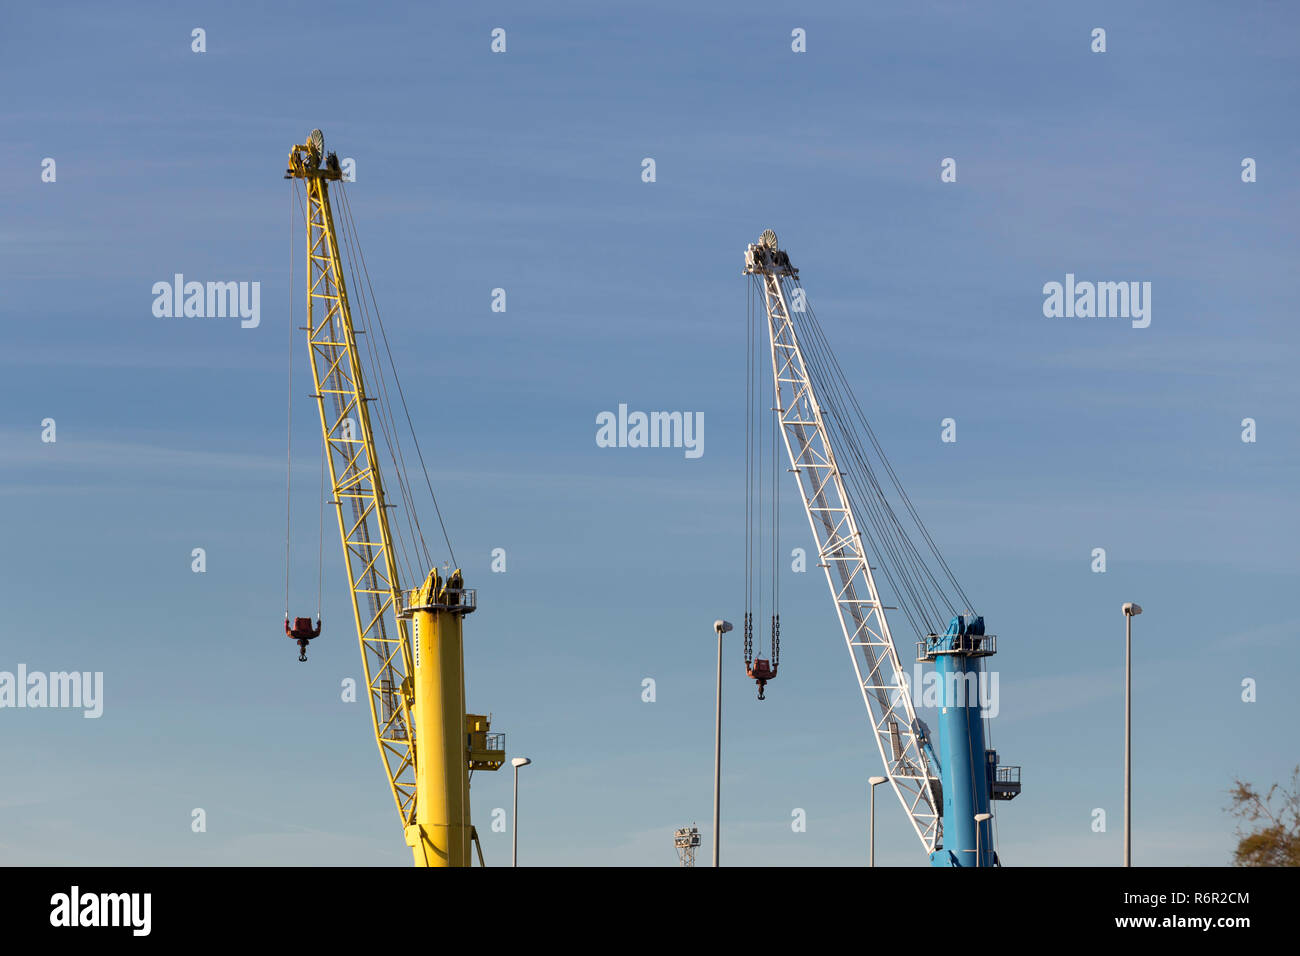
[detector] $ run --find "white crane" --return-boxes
[743,229,979,856]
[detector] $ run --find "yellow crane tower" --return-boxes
[284,129,504,866]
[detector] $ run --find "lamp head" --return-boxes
[714,620,733,634]
[511,757,532,768]
[1122,602,1143,617]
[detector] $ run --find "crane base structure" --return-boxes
[396,569,505,867]
[917,615,1021,866]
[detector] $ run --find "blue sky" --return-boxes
[2,1,1297,866]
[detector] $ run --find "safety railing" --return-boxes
[991,764,1022,800]
[396,587,477,617]
[917,632,997,660]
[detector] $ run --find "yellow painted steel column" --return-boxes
[404,572,472,867]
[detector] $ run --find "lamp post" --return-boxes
[1122,602,1142,867]
[974,812,992,867]
[511,756,531,867]
[712,619,732,867]
[868,776,887,866]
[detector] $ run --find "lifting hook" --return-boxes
[285,615,322,663]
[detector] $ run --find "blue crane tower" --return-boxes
[919,614,1021,866]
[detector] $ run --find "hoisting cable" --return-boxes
[985,685,1000,859]
[786,273,973,639]
[796,278,973,618]
[748,273,759,671]
[284,179,296,620]
[317,427,326,618]
[337,186,457,569]
[763,288,773,661]
[332,189,424,584]
[330,188,421,582]
[755,283,764,662]
[793,293,941,634]
[772,341,780,674]
[338,182,441,574]
[775,273,926,719]
[805,320,944,635]
[745,273,785,698]
[770,342,779,666]
[967,696,980,849]
[756,279,767,663]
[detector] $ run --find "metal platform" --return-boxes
[991,763,1022,801]
[916,632,997,662]
[396,587,477,619]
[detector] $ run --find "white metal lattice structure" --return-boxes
[744,233,942,854]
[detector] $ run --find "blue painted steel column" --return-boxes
[928,616,993,867]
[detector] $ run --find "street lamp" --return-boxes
[1122,602,1142,868]
[511,756,531,867]
[712,619,733,867]
[974,812,992,867]
[868,776,887,866]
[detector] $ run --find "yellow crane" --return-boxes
[284,129,504,866]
